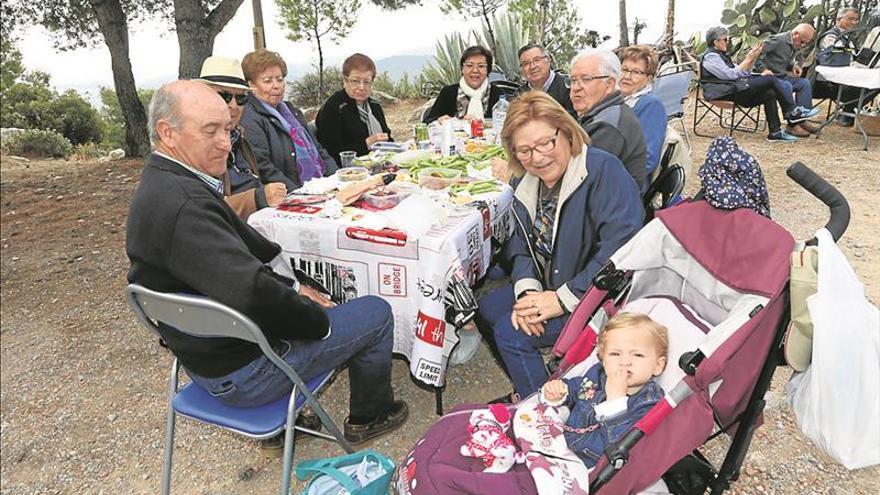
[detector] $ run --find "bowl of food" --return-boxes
[418,167,462,190]
[335,167,370,182]
[362,182,418,209]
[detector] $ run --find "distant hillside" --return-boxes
[375,54,432,80]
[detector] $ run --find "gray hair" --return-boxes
[570,49,621,88]
[147,84,183,148]
[837,7,859,19]
[706,26,729,46]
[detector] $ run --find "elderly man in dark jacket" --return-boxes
[517,43,573,112]
[755,23,817,136]
[569,49,647,194]
[126,80,408,445]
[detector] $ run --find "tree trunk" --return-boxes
[537,0,548,44]
[618,0,629,47]
[89,0,149,157]
[174,0,244,79]
[313,0,324,101]
[664,0,675,47]
[481,0,496,52]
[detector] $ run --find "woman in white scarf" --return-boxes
[423,45,504,124]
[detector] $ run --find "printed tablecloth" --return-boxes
[249,189,513,386]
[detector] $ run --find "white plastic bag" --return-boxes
[786,228,880,469]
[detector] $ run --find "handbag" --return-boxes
[296,449,395,495]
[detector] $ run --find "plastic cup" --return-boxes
[339,151,357,168]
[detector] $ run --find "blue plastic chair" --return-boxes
[125,283,353,495]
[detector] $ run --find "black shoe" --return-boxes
[344,400,409,445]
[837,115,855,127]
[488,392,520,404]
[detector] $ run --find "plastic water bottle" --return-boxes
[441,119,455,156]
[491,95,510,142]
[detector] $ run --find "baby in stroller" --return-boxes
[539,313,668,468]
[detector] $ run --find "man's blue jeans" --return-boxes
[779,75,813,110]
[478,284,566,398]
[188,296,394,418]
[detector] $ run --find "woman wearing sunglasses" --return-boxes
[422,45,507,124]
[476,92,643,401]
[240,49,337,190]
[316,53,393,166]
[197,56,290,219]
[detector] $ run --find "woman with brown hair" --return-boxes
[239,49,336,190]
[618,45,667,175]
[476,91,644,401]
[316,53,393,166]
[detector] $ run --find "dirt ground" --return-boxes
[1,97,878,494]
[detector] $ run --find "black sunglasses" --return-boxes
[218,91,248,106]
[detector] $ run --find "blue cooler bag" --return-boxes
[296,449,395,495]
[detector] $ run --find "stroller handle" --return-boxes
[786,162,850,242]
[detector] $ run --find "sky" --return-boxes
[17,0,726,101]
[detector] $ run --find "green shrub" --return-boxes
[288,67,344,108]
[2,129,73,158]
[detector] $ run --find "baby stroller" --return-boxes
[392,162,850,494]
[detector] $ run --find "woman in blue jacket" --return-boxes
[477,92,644,400]
[618,45,667,177]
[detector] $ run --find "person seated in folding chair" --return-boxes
[126,80,408,447]
[701,26,819,143]
[570,49,648,194]
[816,7,863,127]
[618,45,667,177]
[516,43,574,113]
[754,23,821,137]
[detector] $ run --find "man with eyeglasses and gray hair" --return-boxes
[569,48,647,194]
[816,7,862,127]
[517,43,573,112]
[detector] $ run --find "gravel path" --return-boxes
[1,99,878,494]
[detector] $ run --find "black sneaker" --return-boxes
[343,400,409,445]
[837,115,855,127]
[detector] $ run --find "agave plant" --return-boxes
[421,32,471,94]
[477,11,531,82]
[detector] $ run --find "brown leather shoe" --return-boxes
[786,124,810,137]
[344,400,409,444]
[798,121,820,134]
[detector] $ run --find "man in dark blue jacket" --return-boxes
[127,80,408,445]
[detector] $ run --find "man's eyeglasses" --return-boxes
[621,67,651,78]
[570,74,610,88]
[462,63,489,72]
[218,92,248,106]
[345,77,373,88]
[519,56,548,69]
[513,129,560,160]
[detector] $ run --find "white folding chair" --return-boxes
[125,283,353,495]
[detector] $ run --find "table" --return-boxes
[815,65,880,150]
[248,187,513,390]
